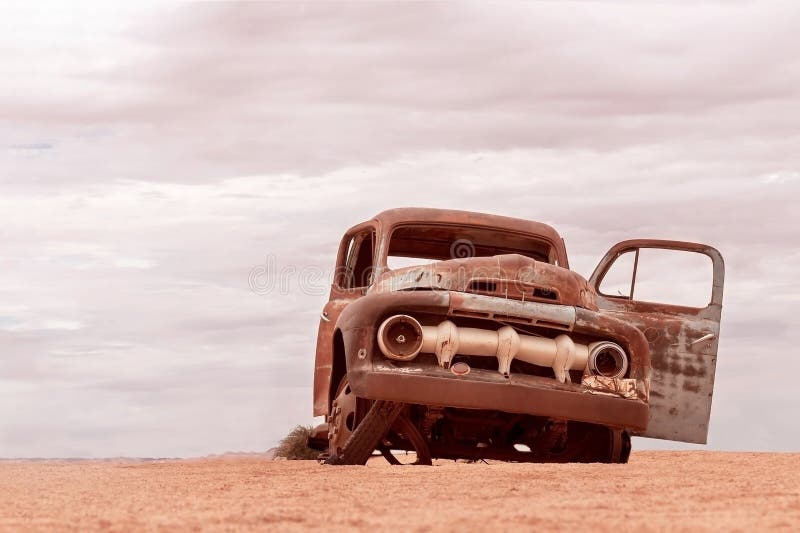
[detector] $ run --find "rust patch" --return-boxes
[683,382,701,393]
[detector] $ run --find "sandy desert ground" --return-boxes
[0,451,798,532]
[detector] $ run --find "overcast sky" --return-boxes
[1,1,798,457]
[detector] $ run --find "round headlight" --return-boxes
[588,341,628,379]
[377,314,424,361]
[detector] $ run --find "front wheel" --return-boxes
[378,413,433,466]
[326,400,404,465]
[325,375,404,465]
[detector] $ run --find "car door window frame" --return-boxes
[591,240,724,310]
[333,222,377,292]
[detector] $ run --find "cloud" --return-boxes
[0,318,83,333]
[8,143,53,151]
[0,1,799,456]
[3,2,800,184]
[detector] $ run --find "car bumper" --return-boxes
[348,362,649,432]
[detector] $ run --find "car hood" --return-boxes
[370,254,597,310]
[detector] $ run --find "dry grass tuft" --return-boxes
[275,425,319,460]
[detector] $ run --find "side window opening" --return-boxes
[599,248,713,308]
[633,248,712,308]
[598,250,636,298]
[339,229,376,289]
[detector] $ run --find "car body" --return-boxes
[311,208,724,464]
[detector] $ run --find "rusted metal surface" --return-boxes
[370,254,593,308]
[371,207,569,267]
[589,240,724,444]
[313,209,724,463]
[348,366,649,431]
[449,292,576,329]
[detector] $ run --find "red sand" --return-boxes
[1,451,798,531]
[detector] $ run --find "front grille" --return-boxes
[465,277,561,304]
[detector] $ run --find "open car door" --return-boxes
[589,240,724,444]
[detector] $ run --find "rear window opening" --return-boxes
[468,280,497,293]
[532,287,558,300]
[386,255,439,270]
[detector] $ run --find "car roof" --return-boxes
[372,207,562,241]
[370,207,568,266]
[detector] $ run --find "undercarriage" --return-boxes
[313,376,631,465]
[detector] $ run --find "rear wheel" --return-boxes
[532,422,630,463]
[611,429,632,463]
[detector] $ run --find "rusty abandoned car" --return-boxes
[308,208,724,464]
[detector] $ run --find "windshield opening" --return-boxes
[386,224,556,269]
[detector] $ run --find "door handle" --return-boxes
[690,333,716,346]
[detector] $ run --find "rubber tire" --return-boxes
[325,400,404,465]
[615,430,632,464]
[378,414,433,466]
